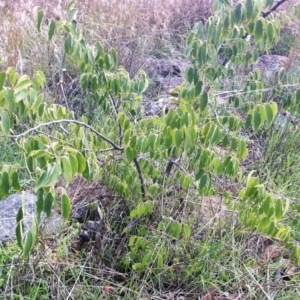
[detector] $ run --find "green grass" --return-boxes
[1,204,300,299]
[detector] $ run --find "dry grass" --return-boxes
[0,0,212,77]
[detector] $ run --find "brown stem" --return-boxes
[261,0,288,18]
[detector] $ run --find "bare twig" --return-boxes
[243,263,273,300]
[59,69,70,110]
[261,0,288,18]
[109,91,123,145]
[164,156,180,178]
[133,157,146,199]
[1,119,123,151]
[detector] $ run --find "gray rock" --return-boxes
[143,57,191,95]
[144,96,178,116]
[0,192,64,244]
[255,55,289,82]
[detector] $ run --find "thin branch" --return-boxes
[164,156,180,177]
[261,0,288,18]
[59,69,70,111]
[133,157,146,199]
[109,91,119,115]
[215,82,300,101]
[109,91,123,145]
[172,160,190,176]
[243,263,273,300]
[98,147,115,153]
[1,119,123,151]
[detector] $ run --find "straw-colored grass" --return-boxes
[0,0,212,76]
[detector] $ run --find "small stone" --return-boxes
[0,192,64,244]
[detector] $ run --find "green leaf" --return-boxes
[95,42,105,60]
[258,105,266,124]
[185,126,197,151]
[0,171,9,197]
[36,188,44,217]
[234,3,243,24]
[80,73,89,92]
[166,222,182,239]
[65,33,74,54]
[198,42,207,67]
[61,193,71,221]
[275,199,283,220]
[30,150,48,159]
[0,110,10,135]
[16,210,23,249]
[76,152,86,174]
[123,128,131,145]
[15,75,31,93]
[222,16,230,36]
[237,140,248,160]
[199,174,208,191]
[45,163,62,187]
[112,78,120,96]
[90,75,98,93]
[37,10,44,32]
[11,172,21,191]
[266,23,274,43]
[186,67,194,84]
[266,221,275,236]
[157,253,164,268]
[183,223,191,240]
[31,219,38,245]
[253,110,261,131]
[48,20,56,41]
[0,71,6,90]
[130,135,137,148]
[245,0,254,21]
[111,48,118,66]
[61,156,73,184]
[262,196,272,214]
[23,231,33,260]
[68,8,78,22]
[257,216,269,231]
[291,246,300,265]
[69,153,78,177]
[175,129,183,148]
[44,192,54,218]
[200,92,208,111]
[204,67,215,82]
[34,70,46,89]
[269,102,278,117]
[35,169,49,190]
[104,54,111,70]
[246,174,259,190]
[8,67,19,86]
[254,19,264,42]
[6,88,15,114]
[245,113,252,130]
[265,103,274,127]
[296,89,300,102]
[194,81,203,97]
[82,160,91,181]
[125,147,135,163]
[26,156,35,173]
